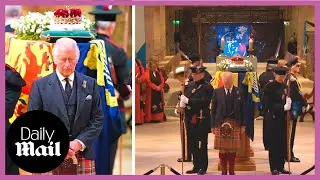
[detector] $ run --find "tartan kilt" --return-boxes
[214,120,241,152]
[32,155,95,175]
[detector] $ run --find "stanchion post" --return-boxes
[160,164,166,175]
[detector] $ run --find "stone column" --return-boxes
[145,6,166,66]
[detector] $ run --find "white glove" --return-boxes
[174,109,180,116]
[303,104,310,112]
[284,97,292,111]
[179,101,186,108]
[184,79,189,86]
[180,95,189,104]
[290,75,297,81]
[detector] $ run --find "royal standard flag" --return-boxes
[242,72,260,141]
[76,40,124,174]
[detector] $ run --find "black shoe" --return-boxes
[290,157,300,163]
[186,168,199,174]
[177,158,191,162]
[197,169,206,175]
[279,169,291,174]
[271,170,280,175]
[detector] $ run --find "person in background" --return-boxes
[5,5,22,33]
[144,61,165,123]
[135,58,145,125]
[5,64,26,175]
[89,6,131,174]
[285,57,309,163]
[187,54,212,83]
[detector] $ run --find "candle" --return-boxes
[221,37,225,51]
[249,38,254,50]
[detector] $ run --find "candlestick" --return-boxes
[221,37,225,51]
[249,38,254,51]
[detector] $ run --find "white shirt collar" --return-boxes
[224,86,233,94]
[56,70,75,82]
[5,19,17,26]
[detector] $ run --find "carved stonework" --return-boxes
[306,31,314,81]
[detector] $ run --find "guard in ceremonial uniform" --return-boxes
[259,58,278,150]
[177,54,211,164]
[187,54,212,83]
[263,67,291,175]
[258,58,278,115]
[89,6,131,174]
[174,66,192,163]
[179,66,214,175]
[285,57,309,163]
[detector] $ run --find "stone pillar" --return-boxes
[165,7,177,56]
[145,6,166,66]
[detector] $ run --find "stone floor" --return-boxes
[135,117,315,175]
[113,129,133,175]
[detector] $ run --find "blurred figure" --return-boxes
[135,58,145,125]
[5,6,22,33]
[144,61,165,123]
[187,54,212,83]
[5,64,26,175]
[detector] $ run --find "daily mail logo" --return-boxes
[15,127,61,157]
[6,110,69,173]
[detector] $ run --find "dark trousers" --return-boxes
[290,116,298,158]
[290,101,302,158]
[268,149,285,172]
[183,121,192,161]
[189,124,208,172]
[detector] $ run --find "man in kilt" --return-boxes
[263,67,291,175]
[28,38,103,175]
[211,71,244,175]
[179,66,214,175]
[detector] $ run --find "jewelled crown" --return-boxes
[53,7,82,24]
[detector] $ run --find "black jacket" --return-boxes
[211,86,244,128]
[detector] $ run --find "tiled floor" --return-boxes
[135,117,315,175]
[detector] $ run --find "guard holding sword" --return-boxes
[263,66,291,175]
[178,66,213,175]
